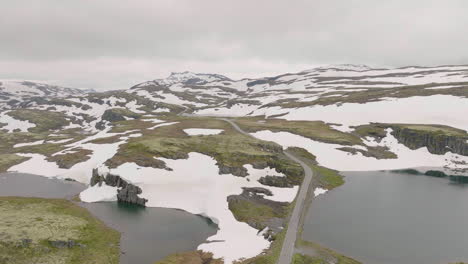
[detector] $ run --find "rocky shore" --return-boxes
[90,168,148,206]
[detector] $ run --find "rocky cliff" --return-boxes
[90,168,148,206]
[390,126,468,156]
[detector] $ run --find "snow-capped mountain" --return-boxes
[2,64,468,264]
[0,80,89,97]
[128,64,468,117]
[0,80,92,110]
[1,64,467,132]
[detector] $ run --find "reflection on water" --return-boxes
[82,202,218,264]
[303,169,468,264]
[0,172,218,264]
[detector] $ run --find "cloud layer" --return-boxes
[1,0,467,90]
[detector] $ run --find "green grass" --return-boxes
[46,148,93,169]
[236,118,362,145]
[0,197,120,264]
[0,154,28,173]
[154,250,223,264]
[7,109,70,133]
[228,199,287,228]
[292,254,324,264]
[391,124,467,137]
[295,242,361,264]
[108,117,303,182]
[0,128,87,169]
[286,147,344,190]
[355,123,468,139]
[262,82,468,109]
[102,108,142,122]
[236,228,287,264]
[312,165,344,190]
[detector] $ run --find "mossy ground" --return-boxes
[228,198,289,231]
[144,117,301,264]
[236,118,398,159]
[0,197,120,264]
[0,129,86,164]
[286,147,344,190]
[294,242,361,264]
[107,116,302,181]
[235,227,287,264]
[262,83,468,109]
[293,254,325,264]
[0,154,29,173]
[7,109,70,133]
[46,148,93,169]
[235,117,362,145]
[391,124,467,137]
[154,250,223,264]
[355,123,467,139]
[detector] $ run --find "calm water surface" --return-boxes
[0,172,217,264]
[303,170,468,264]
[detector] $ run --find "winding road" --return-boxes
[220,118,314,264]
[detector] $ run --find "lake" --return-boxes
[0,172,217,264]
[302,169,468,264]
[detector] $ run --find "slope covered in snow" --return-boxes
[1,64,468,263]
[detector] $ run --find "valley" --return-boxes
[0,64,467,264]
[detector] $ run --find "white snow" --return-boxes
[251,130,468,172]
[128,133,142,138]
[46,138,74,144]
[13,140,44,148]
[0,80,43,95]
[142,118,164,123]
[148,122,179,130]
[314,188,328,197]
[84,153,299,263]
[153,107,170,113]
[184,128,224,136]
[244,165,299,203]
[8,128,131,183]
[80,185,118,202]
[125,100,146,114]
[255,95,468,132]
[0,111,36,132]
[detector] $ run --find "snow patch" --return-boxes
[90,153,299,263]
[14,140,44,148]
[184,128,224,136]
[251,130,468,171]
[314,188,328,197]
[0,111,36,132]
[80,185,118,202]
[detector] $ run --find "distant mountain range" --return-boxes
[1,64,467,132]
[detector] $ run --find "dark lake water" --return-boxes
[0,172,217,264]
[302,170,468,264]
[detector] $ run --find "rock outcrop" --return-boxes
[218,164,248,177]
[117,184,147,206]
[101,108,141,122]
[258,175,293,188]
[227,187,287,240]
[90,168,147,206]
[390,126,468,156]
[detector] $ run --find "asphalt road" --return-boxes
[220,118,314,264]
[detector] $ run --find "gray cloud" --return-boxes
[1,0,468,90]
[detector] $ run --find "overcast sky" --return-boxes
[1,0,468,90]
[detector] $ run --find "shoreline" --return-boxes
[0,172,218,264]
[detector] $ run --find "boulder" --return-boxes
[218,164,248,177]
[259,175,293,188]
[90,168,147,207]
[117,184,148,207]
